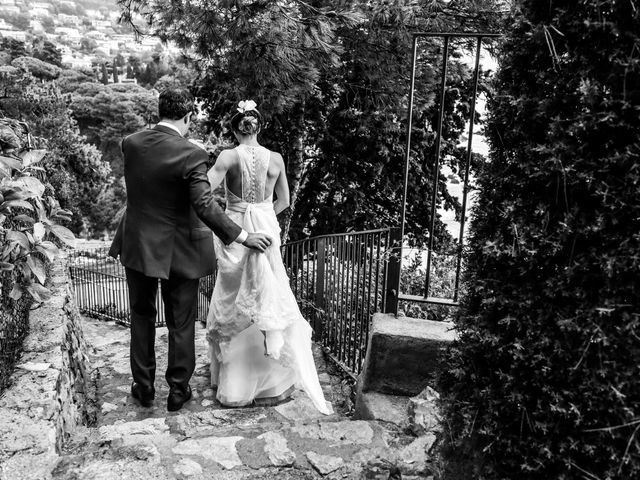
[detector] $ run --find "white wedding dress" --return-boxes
[206,144,332,415]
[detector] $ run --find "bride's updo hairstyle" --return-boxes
[230,100,263,136]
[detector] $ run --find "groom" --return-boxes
[109,88,271,411]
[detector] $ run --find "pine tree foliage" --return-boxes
[118,0,504,244]
[439,1,640,478]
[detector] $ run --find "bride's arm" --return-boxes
[272,153,290,215]
[207,149,235,190]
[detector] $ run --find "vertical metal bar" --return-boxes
[332,236,339,357]
[395,34,419,316]
[348,235,357,369]
[304,240,309,312]
[326,238,334,351]
[348,234,354,367]
[376,232,390,312]
[454,36,483,302]
[384,228,402,313]
[353,234,362,372]
[327,237,335,350]
[89,266,97,317]
[339,236,346,363]
[362,233,374,369]
[315,238,326,342]
[338,235,346,362]
[311,238,316,332]
[425,35,450,297]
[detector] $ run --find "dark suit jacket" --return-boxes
[109,125,241,279]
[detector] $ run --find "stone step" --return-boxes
[56,418,432,480]
[352,391,411,428]
[358,313,456,396]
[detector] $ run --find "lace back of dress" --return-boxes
[237,146,270,203]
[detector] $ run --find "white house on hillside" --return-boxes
[0,29,27,41]
[0,5,19,14]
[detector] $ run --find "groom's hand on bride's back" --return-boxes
[243,233,272,252]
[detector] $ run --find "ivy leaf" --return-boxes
[33,222,45,243]
[3,199,34,211]
[0,261,14,271]
[35,241,58,262]
[49,224,76,247]
[9,283,23,300]
[26,283,51,303]
[2,188,26,201]
[20,150,47,167]
[5,230,29,249]
[26,255,46,285]
[17,175,45,198]
[12,214,35,224]
[0,155,22,171]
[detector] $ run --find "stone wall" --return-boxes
[0,254,94,480]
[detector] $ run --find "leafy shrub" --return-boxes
[399,251,460,322]
[439,2,640,479]
[11,56,61,81]
[0,120,76,302]
[0,118,76,392]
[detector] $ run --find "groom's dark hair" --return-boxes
[158,88,194,120]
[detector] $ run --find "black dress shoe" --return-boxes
[131,382,155,407]
[167,385,192,412]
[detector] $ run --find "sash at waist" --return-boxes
[226,200,273,215]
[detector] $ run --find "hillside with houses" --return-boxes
[0,0,177,80]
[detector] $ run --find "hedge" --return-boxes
[439,1,640,479]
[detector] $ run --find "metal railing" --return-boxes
[68,228,393,376]
[282,228,393,376]
[68,248,216,327]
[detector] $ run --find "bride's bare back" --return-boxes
[208,144,290,215]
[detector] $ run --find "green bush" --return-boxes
[0,118,76,392]
[439,2,640,479]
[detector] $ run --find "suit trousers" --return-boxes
[125,267,199,393]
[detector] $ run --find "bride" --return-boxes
[205,100,332,415]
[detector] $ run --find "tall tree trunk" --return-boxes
[279,101,308,244]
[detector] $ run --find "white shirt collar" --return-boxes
[156,121,183,136]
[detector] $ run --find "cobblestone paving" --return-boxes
[53,317,434,479]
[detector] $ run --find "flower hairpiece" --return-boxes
[237,100,257,114]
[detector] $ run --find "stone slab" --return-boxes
[352,391,410,427]
[359,313,455,396]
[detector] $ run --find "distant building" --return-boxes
[60,1,75,9]
[61,54,93,70]
[0,0,15,6]
[85,9,102,19]
[0,18,9,29]
[0,5,20,14]
[92,20,111,29]
[58,14,80,25]
[86,29,106,40]
[29,20,44,32]
[31,7,50,18]
[96,40,119,55]
[112,34,134,43]
[54,27,82,41]
[0,29,27,41]
[32,2,50,9]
